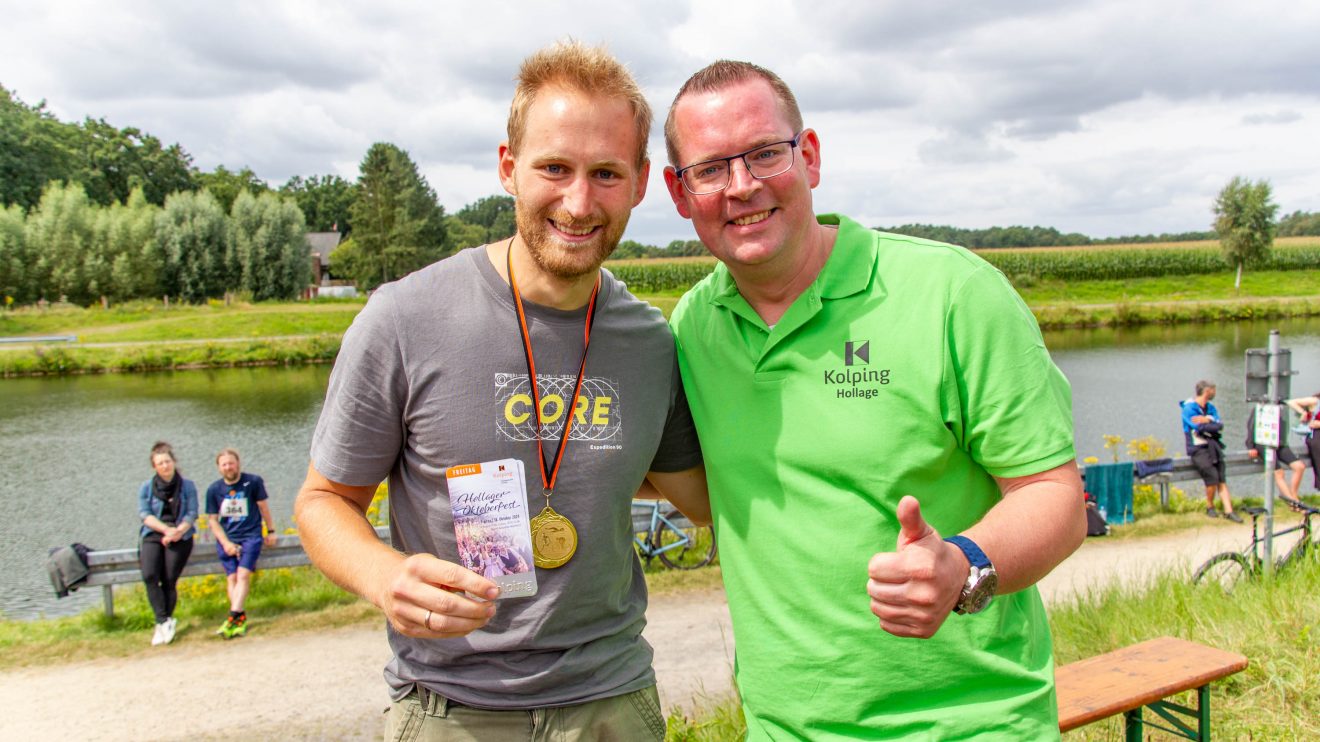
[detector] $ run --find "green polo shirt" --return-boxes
[670,214,1075,740]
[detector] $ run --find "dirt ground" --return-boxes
[0,520,1265,741]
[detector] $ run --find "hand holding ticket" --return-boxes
[446,459,539,600]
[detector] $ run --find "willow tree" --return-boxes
[1213,176,1277,291]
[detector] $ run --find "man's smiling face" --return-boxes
[500,84,648,281]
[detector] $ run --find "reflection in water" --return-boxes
[2,317,1319,619]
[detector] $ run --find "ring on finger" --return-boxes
[424,609,434,631]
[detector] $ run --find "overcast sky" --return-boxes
[3,1,1319,246]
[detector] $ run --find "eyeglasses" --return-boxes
[675,132,802,195]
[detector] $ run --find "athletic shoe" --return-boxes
[225,614,248,639]
[216,617,236,637]
[1225,511,1243,523]
[151,622,166,646]
[1206,508,1219,518]
[160,617,177,644]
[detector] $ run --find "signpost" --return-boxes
[1244,330,1298,577]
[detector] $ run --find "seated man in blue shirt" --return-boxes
[205,448,278,638]
[1180,380,1242,522]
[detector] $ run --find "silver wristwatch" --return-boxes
[944,535,998,615]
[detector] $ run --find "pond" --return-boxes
[2,316,1318,620]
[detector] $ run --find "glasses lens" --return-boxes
[745,141,794,178]
[682,160,730,194]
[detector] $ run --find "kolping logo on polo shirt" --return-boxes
[825,339,890,400]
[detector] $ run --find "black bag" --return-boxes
[1084,502,1110,537]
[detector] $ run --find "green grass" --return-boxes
[1018,269,1320,304]
[663,548,1320,740]
[0,557,724,670]
[0,299,363,342]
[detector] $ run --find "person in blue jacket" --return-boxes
[137,441,198,645]
[1180,380,1242,522]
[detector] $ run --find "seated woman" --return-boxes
[1286,393,1320,493]
[137,441,199,645]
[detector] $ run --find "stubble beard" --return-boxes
[515,203,627,281]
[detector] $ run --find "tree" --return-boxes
[454,195,516,243]
[442,215,488,253]
[1277,210,1320,237]
[196,165,268,213]
[25,182,97,303]
[156,189,229,301]
[78,118,195,207]
[280,174,356,234]
[92,187,161,301]
[0,86,82,212]
[346,143,446,290]
[230,191,310,300]
[1213,176,1278,290]
[0,203,30,304]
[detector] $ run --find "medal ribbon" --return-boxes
[507,240,600,502]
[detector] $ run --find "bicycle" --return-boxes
[1192,500,1318,591]
[631,500,717,570]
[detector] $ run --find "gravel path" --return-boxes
[0,518,1275,741]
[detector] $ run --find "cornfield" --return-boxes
[976,242,1320,283]
[605,261,716,293]
[601,237,1320,293]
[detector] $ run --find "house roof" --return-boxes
[305,232,342,267]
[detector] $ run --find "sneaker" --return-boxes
[1225,511,1243,523]
[160,617,177,644]
[151,622,166,646]
[1206,507,1220,518]
[225,614,248,639]
[216,617,236,637]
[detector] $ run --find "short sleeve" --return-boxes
[941,265,1075,478]
[648,355,704,473]
[204,482,219,515]
[253,475,269,501]
[309,287,409,487]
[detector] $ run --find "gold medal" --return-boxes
[508,241,599,573]
[530,505,578,568]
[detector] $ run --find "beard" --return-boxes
[515,203,629,281]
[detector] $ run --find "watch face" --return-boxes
[962,570,999,614]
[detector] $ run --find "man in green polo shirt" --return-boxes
[661,60,1087,740]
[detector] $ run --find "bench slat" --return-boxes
[1056,636,1248,732]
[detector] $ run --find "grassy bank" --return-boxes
[0,556,722,670]
[665,550,1320,741]
[3,263,1320,377]
[0,335,341,376]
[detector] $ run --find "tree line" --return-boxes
[6,84,1318,306]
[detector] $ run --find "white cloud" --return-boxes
[1,0,1318,243]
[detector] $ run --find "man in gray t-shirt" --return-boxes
[296,42,708,741]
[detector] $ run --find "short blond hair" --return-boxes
[216,448,240,465]
[665,60,803,167]
[507,39,652,168]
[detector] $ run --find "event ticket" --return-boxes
[445,458,538,599]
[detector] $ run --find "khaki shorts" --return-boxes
[385,684,665,742]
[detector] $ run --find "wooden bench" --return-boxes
[70,526,391,618]
[1083,449,1314,511]
[1057,636,1248,740]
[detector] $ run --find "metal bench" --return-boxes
[1086,450,1314,510]
[74,526,391,617]
[1057,636,1248,740]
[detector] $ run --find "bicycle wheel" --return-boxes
[656,522,717,570]
[1192,552,1250,592]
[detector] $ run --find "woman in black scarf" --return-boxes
[136,441,199,645]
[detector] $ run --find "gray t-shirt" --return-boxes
[310,245,702,708]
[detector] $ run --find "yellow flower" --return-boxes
[1083,456,1099,465]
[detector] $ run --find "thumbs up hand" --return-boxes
[866,496,970,638]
